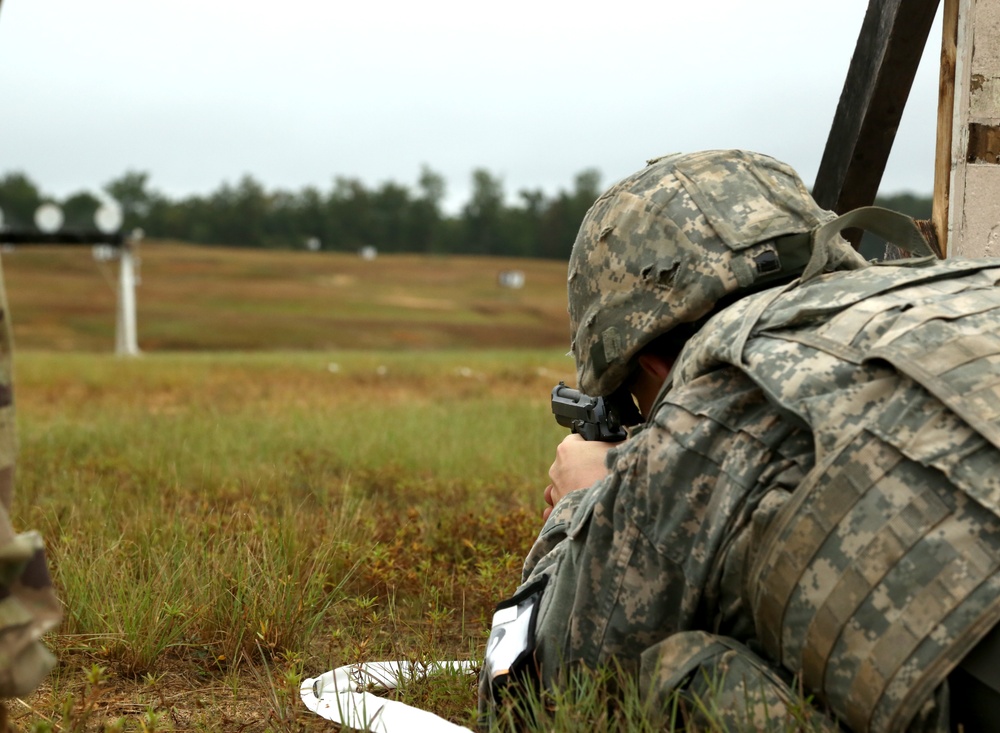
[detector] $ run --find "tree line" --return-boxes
[0,167,605,260]
[0,168,932,260]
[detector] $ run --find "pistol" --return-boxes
[550,382,629,442]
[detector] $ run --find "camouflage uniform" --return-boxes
[0,257,60,702]
[482,152,1000,732]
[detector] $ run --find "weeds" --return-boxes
[13,350,570,730]
[27,664,131,733]
[488,662,833,733]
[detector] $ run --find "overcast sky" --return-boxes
[0,0,943,212]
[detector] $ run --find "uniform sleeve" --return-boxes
[521,485,591,583]
[523,367,813,684]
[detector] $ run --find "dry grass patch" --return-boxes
[2,243,570,352]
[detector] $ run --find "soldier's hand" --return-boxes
[543,434,617,519]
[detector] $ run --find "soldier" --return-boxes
[0,255,61,730]
[481,150,1000,732]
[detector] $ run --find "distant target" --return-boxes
[34,203,64,233]
[95,203,124,234]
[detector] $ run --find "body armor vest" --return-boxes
[672,259,1000,732]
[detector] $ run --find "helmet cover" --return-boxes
[568,149,862,396]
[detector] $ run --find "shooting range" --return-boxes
[296,1,1000,725]
[2,0,999,729]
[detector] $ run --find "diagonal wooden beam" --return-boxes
[813,0,942,217]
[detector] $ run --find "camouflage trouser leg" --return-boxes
[0,260,61,701]
[639,631,841,732]
[0,516,60,698]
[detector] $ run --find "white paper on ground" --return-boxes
[301,660,476,732]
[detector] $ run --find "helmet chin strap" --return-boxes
[802,206,937,282]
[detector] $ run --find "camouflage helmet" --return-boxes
[568,149,866,397]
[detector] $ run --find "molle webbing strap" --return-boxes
[803,207,936,282]
[811,279,971,351]
[750,433,903,672]
[752,431,1000,732]
[745,274,1000,731]
[860,289,1000,478]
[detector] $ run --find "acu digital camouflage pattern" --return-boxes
[0,258,60,698]
[639,631,840,731]
[567,149,867,397]
[512,356,833,729]
[481,150,1000,732]
[671,258,1000,732]
[505,258,1000,732]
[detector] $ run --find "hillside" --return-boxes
[0,241,572,352]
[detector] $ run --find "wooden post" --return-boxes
[932,0,960,256]
[947,0,1000,258]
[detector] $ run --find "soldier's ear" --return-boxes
[637,353,672,384]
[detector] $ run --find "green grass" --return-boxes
[13,349,571,731]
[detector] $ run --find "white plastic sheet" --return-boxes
[301,660,476,732]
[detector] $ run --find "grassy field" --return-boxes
[14,349,575,731]
[0,244,576,731]
[1,241,571,352]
